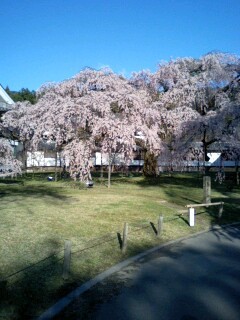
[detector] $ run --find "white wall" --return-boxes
[27,151,61,167]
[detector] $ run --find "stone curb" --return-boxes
[38,221,240,320]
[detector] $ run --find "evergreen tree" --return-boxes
[5,86,37,104]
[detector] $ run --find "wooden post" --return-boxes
[62,240,71,280]
[218,203,223,219]
[157,215,163,237]
[203,176,211,204]
[122,223,128,253]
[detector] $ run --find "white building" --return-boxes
[0,84,14,112]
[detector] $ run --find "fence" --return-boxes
[0,207,224,319]
[1,206,224,285]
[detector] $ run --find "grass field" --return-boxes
[0,172,239,319]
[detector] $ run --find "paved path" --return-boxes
[89,225,240,320]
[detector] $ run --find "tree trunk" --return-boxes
[143,151,157,177]
[22,141,27,175]
[108,154,111,188]
[32,166,35,180]
[55,152,58,182]
[202,129,208,175]
[100,153,103,179]
[203,176,211,203]
[202,140,207,175]
[236,160,239,186]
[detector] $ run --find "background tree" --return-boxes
[5,86,37,104]
[152,52,240,172]
[2,52,239,180]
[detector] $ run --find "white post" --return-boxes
[189,207,195,227]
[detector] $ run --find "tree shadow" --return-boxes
[0,238,65,319]
[135,173,203,189]
[0,183,72,207]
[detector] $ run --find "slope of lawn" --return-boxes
[0,172,239,319]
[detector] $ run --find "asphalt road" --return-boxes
[90,225,240,320]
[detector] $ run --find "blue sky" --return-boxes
[1,0,240,91]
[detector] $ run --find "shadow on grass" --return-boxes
[0,238,65,319]
[0,226,162,320]
[117,232,123,250]
[178,214,190,226]
[0,183,71,204]
[100,172,239,203]
[0,234,158,320]
[135,173,203,189]
[150,222,158,235]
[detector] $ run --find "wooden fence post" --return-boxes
[122,222,128,253]
[157,215,163,237]
[62,240,71,280]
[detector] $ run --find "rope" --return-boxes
[2,215,184,283]
[72,234,117,255]
[1,250,64,282]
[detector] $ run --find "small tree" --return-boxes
[0,138,22,177]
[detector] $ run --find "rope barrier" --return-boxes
[1,213,189,283]
[1,250,64,282]
[71,234,117,255]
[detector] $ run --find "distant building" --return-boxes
[0,84,14,115]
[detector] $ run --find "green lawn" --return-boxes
[0,172,239,319]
